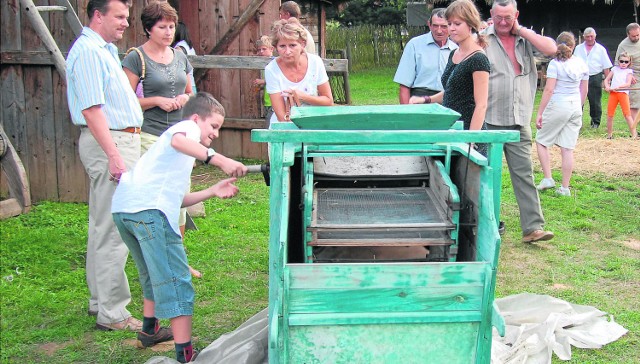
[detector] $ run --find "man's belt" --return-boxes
[80,125,141,134]
[117,127,141,134]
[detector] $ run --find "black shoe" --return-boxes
[137,327,174,348]
[590,123,600,129]
[498,221,505,236]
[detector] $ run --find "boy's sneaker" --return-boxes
[555,186,571,197]
[536,178,556,191]
[137,327,174,348]
[178,348,199,363]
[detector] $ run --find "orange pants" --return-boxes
[607,91,631,117]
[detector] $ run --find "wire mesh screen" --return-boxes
[314,188,444,227]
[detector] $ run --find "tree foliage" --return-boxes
[327,0,407,26]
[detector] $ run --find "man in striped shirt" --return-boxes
[66,0,143,331]
[484,0,557,244]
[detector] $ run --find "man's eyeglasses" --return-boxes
[619,60,630,64]
[493,15,514,23]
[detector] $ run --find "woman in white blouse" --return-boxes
[265,18,333,126]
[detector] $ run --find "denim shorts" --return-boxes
[113,209,194,319]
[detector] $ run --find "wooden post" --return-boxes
[373,32,380,67]
[19,0,67,82]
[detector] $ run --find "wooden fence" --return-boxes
[326,25,427,72]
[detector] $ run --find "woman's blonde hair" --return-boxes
[255,35,273,49]
[270,18,307,47]
[618,51,632,66]
[555,31,575,61]
[445,0,487,48]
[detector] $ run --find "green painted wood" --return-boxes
[288,311,483,326]
[288,287,484,313]
[286,262,488,289]
[289,104,461,130]
[287,311,483,326]
[252,129,520,144]
[288,323,479,364]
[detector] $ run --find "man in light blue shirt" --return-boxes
[66,0,143,332]
[393,8,458,104]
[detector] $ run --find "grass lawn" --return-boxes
[1,67,639,363]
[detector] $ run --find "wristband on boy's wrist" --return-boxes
[423,95,432,104]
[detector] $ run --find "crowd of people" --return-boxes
[65,0,637,362]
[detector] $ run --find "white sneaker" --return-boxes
[555,186,571,196]
[537,178,556,191]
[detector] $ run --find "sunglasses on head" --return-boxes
[619,60,630,64]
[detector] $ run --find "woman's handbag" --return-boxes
[125,47,145,98]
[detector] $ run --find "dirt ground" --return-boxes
[533,137,640,178]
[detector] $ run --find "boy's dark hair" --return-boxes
[173,22,194,49]
[141,2,178,38]
[183,92,226,119]
[87,0,130,20]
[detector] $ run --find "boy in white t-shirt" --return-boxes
[604,52,638,139]
[112,93,247,363]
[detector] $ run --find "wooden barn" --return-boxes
[0,0,345,206]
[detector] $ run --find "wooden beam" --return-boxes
[56,0,83,37]
[194,0,266,81]
[18,0,67,82]
[2,51,349,73]
[36,6,67,11]
[224,118,266,130]
[1,51,64,65]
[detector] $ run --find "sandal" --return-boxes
[606,135,613,140]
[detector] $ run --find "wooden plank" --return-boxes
[1,0,23,199]
[52,69,87,202]
[219,129,243,159]
[238,0,260,120]
[19,0,68,80]
[217,0,241,120]
[288,311,483,326]
[197,0,220,100]
[1,52,350,72]
[286,262,488,289]
[49,0,77,56]
[287,323,479,363]
[252,129,521,144]
[288,286,484,313]
[1,50,66,65]
[209,0,265,56]
[2,0,22,51]
[56,0,82,37]
[75,0,89,27]
[23,67,59,201]
[223,117,265,130]
[1,67,28,178]
[179,0,200,54]
[240,129,266,160]
[189,55,348,72]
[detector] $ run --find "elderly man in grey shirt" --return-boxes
[484,0,557,244]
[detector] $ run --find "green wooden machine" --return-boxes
[252,104,519,363]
